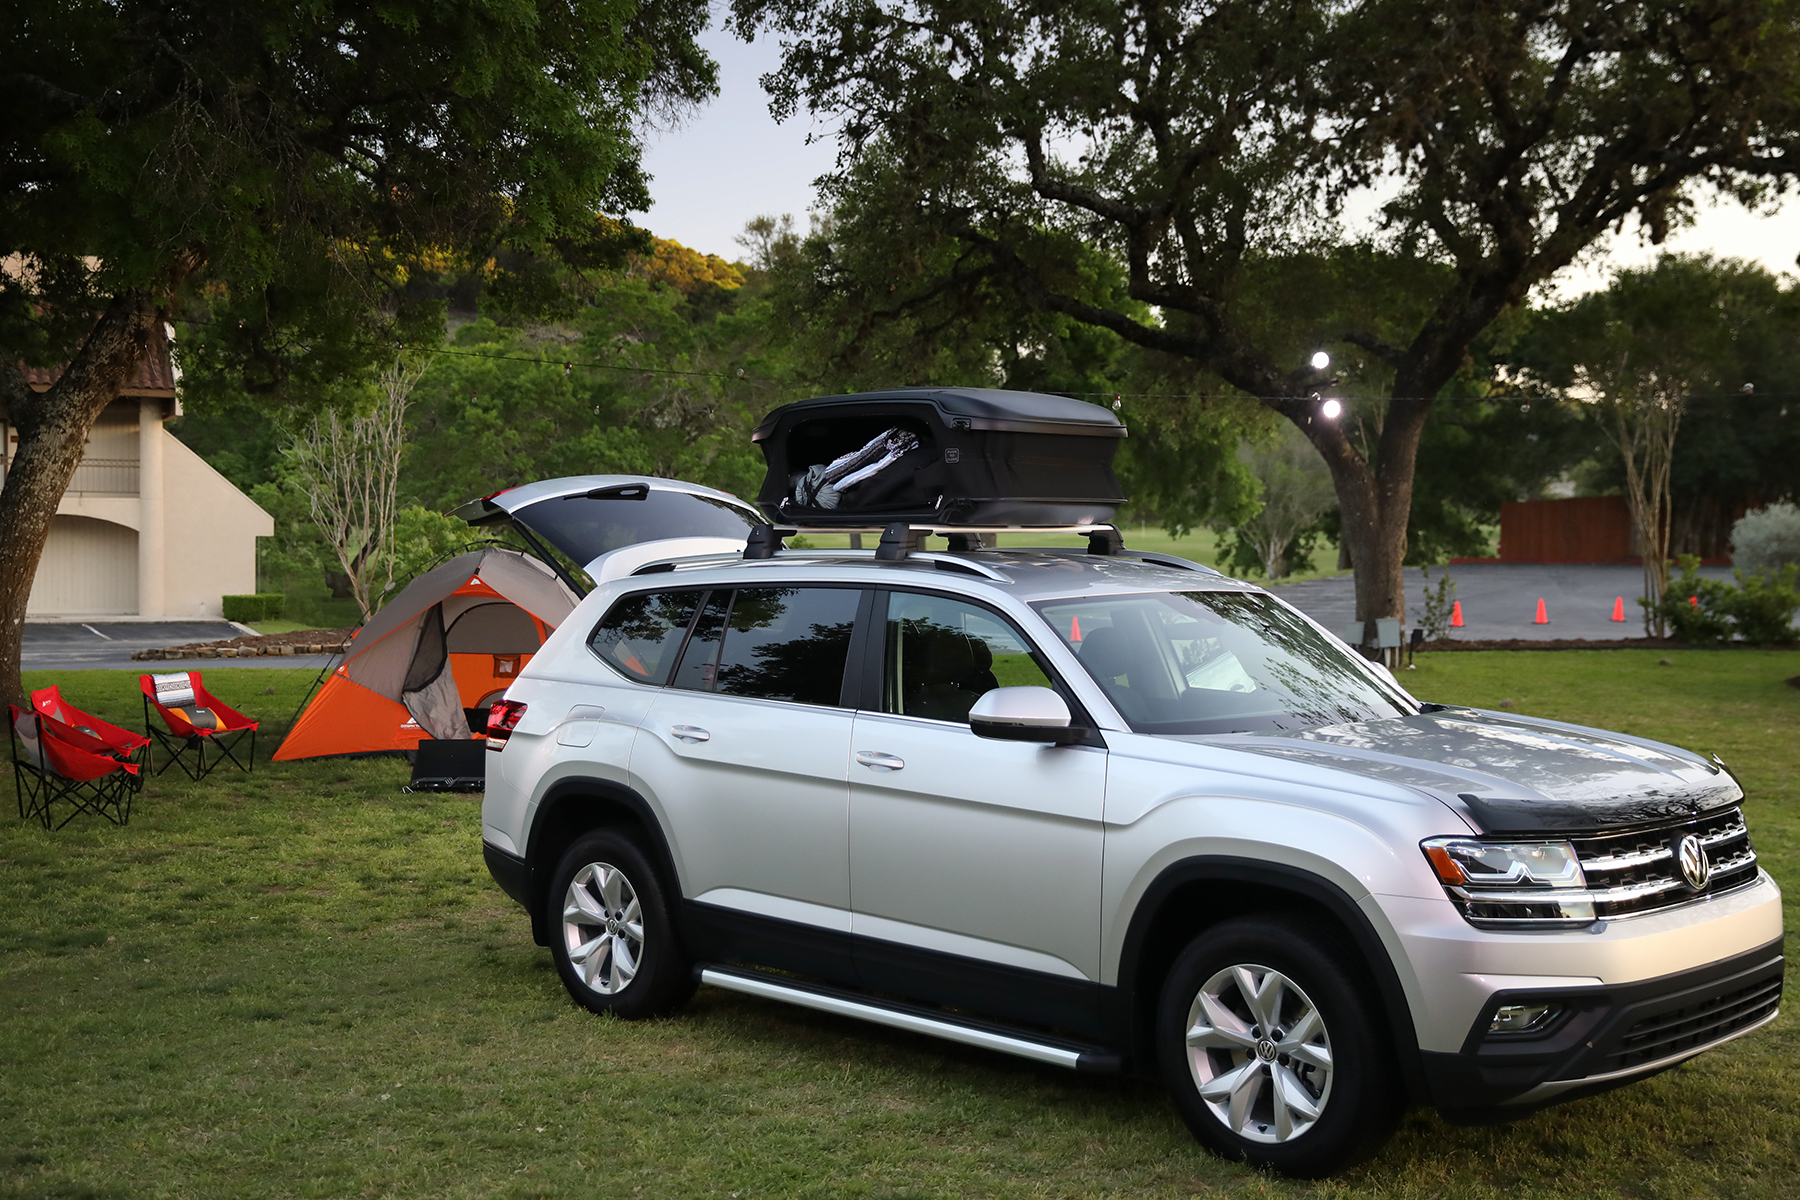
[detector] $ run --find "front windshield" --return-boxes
[1032,590,1415,735]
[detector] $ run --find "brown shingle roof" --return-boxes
[21,329,177,396]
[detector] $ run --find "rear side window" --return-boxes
[588,590,704,684]
[671,587,861,707]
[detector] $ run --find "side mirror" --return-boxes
[969,686,1075,744]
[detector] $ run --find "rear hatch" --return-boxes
[452,477,761,591]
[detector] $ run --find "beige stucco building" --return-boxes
[5,333,274,619]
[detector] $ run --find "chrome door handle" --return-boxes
[855,750,905,772]
[671,725,711,744]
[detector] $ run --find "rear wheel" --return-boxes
[546,829,694,1018]
[1156,915,1401,1177]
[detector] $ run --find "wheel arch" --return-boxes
[523,778,683,946]
[1115,856,1430,1105]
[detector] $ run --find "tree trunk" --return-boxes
[0,291,162,707]
[1289,396,1431,626]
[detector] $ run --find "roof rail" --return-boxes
[742,520,1127,563]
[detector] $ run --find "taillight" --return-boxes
[486,700,527,747]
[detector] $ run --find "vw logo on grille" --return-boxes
[1676,833,1712,891]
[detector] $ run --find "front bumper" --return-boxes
[1423,937,1783,1118]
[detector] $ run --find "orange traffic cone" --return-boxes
[1611,596,1625,622]
[1070,615,1083,642]
[1450,601,1463,628]
[1534,599,1549,624]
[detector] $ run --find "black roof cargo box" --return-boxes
[751,387,1127,527]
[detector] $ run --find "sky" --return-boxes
[641,24,1800,294]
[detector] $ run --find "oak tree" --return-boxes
[732,0,1800,623]
[1,0,714,702]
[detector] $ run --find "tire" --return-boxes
[1155,915,1402,1177]
[546,829,695,1019]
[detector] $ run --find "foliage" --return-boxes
[221,594,286,623]
[629,237,748,294]
[1727,565,1800,644]
[1418,568,1459,642]
[1218,427,1337,579]
[1645,555,1800,645]
[730,0,1800,624]
[284,356,431,621]
[0,0,719,703]
[6,0,718,395]
[1734,503,1800,576]
[180,235,807,607]
[1527,256,1788,634]
[1645,558,1740,645]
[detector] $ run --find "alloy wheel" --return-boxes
[1183,962,1334,1143]
[561,861,643,995]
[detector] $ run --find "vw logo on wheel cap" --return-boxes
[1676,833,1712,891]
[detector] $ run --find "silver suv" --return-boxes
[480,526,1783,1176]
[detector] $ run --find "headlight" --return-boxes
[1421,837,1595,925]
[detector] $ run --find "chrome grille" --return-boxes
[1570,807,1759,920]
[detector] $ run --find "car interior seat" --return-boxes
[900,623,1000,723]
[1076,616,1177,722]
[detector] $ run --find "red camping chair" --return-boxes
[10,705,141,829]
[140,672,258,780]
[32,686,151,792]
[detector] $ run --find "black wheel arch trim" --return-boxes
[522,777,685,946]
[1114,855,1430,1104]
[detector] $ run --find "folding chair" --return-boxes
[32,685,151,792]
[140,671,259,780]
[11,705,141,829]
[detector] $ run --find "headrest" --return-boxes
[151,672,197,709]
[1076,624,1143,681]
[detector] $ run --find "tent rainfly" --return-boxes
[273,548,578,761]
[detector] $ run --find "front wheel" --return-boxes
[1156,915,1402,1177]
[546,829,694,1019]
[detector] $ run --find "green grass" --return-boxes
[3,654,1796,1199]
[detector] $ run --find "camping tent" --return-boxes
[273,548,579,761]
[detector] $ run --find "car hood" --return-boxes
[1196,707,1741,833]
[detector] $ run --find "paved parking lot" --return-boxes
[1272,561,1736,642]
[22,622,336,672]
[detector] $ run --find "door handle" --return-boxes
[855,750,905,772]
[671,725,711,744]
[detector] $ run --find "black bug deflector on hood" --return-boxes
[1216,708,1743,833]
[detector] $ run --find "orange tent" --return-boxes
[273,549,578,761]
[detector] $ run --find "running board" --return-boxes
[697,964,1122,1074]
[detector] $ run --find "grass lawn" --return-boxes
[3,652,1796,1199]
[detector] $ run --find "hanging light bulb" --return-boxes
[1310,351,1330,371]
[1321,398,1343,419]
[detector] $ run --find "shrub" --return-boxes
[222,593,286,623]
[1418,566,1458,641]
[1721,563,1800,643]
[1732,502,1800,576]
[1642,556,1799,644]
[1642,557,1735,645]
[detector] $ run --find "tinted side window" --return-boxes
[669,591,730,692]
[883,592,1052,724]
[671,587,861,707]
[587,590,703,684]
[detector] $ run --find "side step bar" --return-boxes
[697,963,1123,1074]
